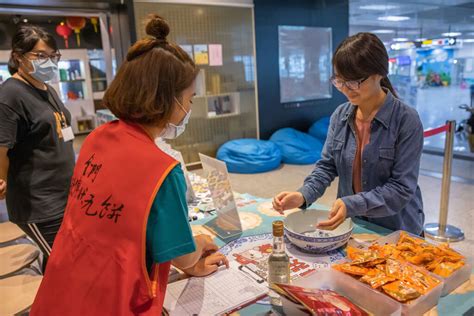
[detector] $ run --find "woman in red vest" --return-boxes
[31,14,228,316]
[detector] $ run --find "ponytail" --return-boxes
[381,76,398,98]
[333,33,400,99]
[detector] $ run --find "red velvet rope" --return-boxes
[423,124,449,138]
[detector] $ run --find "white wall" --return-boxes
[455,42,474,59]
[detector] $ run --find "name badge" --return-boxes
[61,126,75,142]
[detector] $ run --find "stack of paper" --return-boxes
[164,268,268,315]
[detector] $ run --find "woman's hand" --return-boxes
[195,234,218,253]
[171,234,218,270]
[272,191,305,213]
[183,252,229,277]
[317,198,347,230]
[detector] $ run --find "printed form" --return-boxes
[163,267,268,315]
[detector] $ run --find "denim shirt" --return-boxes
[298,91,425,235]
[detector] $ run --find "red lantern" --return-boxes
[66,17,86,47]
[90,17,99,33]
[56,22,72,48]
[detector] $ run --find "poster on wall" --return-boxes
[194,44,209,65]
[180,45,194,60]
[209,44,223,66]
[278,26,332,103]
[207,93,240,117]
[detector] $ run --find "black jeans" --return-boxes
[17,216,63,272]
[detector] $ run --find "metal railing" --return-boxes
[423,120,465,242]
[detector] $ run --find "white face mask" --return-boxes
[29,58,58,82]
[160,98,192,139]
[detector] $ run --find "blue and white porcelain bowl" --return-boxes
[284,210,353,253]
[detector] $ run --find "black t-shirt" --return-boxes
[0,77,75,224]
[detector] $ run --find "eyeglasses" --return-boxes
[26,51,62,65]
[331,76,368,91]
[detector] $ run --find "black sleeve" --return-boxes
[0,103,21,149]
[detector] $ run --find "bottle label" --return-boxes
[268,261,290,284]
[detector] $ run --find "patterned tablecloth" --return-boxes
[188,193,474,316]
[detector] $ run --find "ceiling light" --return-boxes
[463,39,474,43]
[416,38,427,41]
[378,16,410,22]
[372,29,395,34]
[23,19,28,23]
[442,32,462,37]
[360,4,398,10]
[393,38,409,42]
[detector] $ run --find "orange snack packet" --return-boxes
[382,281,421,302]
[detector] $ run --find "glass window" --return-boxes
[134,3,258,163]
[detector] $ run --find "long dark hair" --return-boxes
[8,25,58,75]
[103,14,199,126]
[332,32,397,97]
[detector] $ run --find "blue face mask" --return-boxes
[160,98,192,139]
[29,58,58,82]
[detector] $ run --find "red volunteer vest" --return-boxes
[31,120,178,316]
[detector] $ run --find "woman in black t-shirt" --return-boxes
[0,25,75,267]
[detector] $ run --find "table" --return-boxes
[189,193,474,316]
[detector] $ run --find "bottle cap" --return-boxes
[272,220,284,237]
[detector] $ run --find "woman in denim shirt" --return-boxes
[273,33,424,235]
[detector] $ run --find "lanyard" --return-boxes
[46,92,68,128]
[19,74,68,128]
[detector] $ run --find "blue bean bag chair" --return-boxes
[308,116,330,142]
[270,128,323,165]
[217,139,282,174]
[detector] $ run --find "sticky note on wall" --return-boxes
[209,44,223,66]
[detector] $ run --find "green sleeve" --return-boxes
[146,165,196,264]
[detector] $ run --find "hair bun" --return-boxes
[145,14,170,41]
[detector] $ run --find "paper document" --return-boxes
[163,267,268,315]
